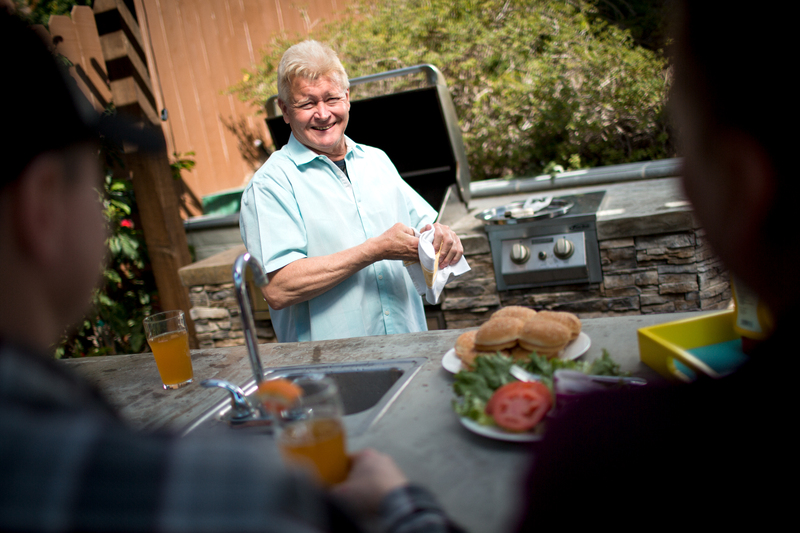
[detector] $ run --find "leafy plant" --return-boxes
[11,0,93,27]
[232,0,673,181]
[56,137,159,358]
[171,151,196,181]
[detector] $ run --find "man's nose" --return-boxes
[313,101,331,119]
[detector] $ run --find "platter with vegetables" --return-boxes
[452,350,628,441]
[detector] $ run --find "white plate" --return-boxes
[441,349,462,373]
[459,416,546,442]
[561,332,591,361]
[441,332,591,374]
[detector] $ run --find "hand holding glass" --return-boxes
[276,377,349,485]
[143,310,193,389]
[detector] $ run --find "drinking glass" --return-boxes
[276,376,349,485]
[143,310,193,389]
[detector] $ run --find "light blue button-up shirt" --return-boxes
[240,134,437,343]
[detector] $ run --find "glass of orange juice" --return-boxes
[143,310,193,390]
[276,377,349,485]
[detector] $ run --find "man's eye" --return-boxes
[298,102,314,110]
[327,97,341,104]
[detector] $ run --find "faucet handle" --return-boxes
[201,379,259,422]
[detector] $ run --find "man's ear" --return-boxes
[11,153,67,265]
[277,98,291,124]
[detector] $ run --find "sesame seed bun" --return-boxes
[537,310,581,341]
[474,317,524,352]
[510,345,534,361]
[517,318,570,358]
[491,306,537,322]
[454,330,479,368]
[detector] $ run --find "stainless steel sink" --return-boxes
[182,357,427,437]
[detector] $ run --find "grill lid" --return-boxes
[475,195,574,225]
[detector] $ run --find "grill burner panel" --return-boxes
[501,232,589,286]
[481,191,605,291]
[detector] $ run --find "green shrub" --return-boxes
[233,0,673,180]
[56,137,159,358]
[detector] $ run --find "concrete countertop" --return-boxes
[63,311,698,533]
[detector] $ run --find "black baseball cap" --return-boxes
[1,7,165,188]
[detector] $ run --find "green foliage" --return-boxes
[56,140,159,358]
[232,0,673,180]
[11,0,92,27]
[587,0,672,52]
[171,151,196,181]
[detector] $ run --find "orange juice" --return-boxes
[148,330,193,387]
[279,418,349,485]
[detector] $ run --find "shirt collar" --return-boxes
[284,133,364,166]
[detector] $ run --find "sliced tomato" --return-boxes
[485,381,552,432]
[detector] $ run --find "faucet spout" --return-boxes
[233,252,269,385]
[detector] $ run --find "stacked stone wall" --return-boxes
[188,283,276,349]
[184,229,730,346]
[440,229,730,329]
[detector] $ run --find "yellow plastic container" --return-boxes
[637,310,743,382]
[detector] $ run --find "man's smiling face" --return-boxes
[279,75,350,160]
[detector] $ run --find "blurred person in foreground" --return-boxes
[240,40,463,343]
[515,1,795,528]
[0,10,463,532]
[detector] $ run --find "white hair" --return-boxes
[277,40,350,103]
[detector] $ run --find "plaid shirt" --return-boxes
[0,341,463,532]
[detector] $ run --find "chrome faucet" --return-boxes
[200,379,258,423]
[233,252,269,385]
[195,252,271,428]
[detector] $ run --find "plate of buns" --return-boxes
[443,306,589,373]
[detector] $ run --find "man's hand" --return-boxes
[331,448,409,515]
[371,222,420,262]
[421,223,464,268]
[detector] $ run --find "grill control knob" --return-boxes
[553,238,575,259]
[510,243,530,264]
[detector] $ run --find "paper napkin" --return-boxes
[404,227,471,305]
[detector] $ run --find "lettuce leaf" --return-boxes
[451,349,627,426]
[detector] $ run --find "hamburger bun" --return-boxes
[518,318,571,359]
[474,317,524,352]
[536,310,582,341]
[509,345,534,361]
[491,305,537,322]
[454,330,479,369]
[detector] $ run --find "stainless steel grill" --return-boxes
[478,191,605,290]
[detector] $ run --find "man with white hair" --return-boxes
[240,40,463,343]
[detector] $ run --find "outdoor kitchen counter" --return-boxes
[62,311,697,533]
[452,176,695,240]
